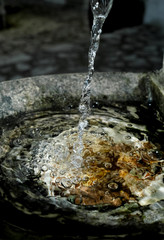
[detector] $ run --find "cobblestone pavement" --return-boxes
[0,5,164,82]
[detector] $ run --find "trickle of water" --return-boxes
[74,0,114,167]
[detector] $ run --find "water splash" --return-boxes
[73,0,114,167]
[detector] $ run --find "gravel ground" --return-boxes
[0,4,164,82]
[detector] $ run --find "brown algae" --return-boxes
[35,126,163,207]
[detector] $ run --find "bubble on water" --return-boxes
[71,177,80,185]
[71,154,83,168]
[82,176,89,181]
[125,135,131,140]
[104,162,112,169]
[50,170,57,178]
[34,167,40,175]
[108,182,118,190]
[42,165,48,171]
[105,191,110,196]
[61,178,72,189]
[55,178,60,184]
[59,169,66,175]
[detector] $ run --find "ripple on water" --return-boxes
[0,106,164,208]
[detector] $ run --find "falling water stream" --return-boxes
[73,0,114,167]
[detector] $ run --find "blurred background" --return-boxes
[0,0,164,82]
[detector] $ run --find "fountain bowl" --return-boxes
[0,72,164,239]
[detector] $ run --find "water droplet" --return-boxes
[79,104,86,113]
[92,101,99,108]
[148,102,152,107]
[96,35,100,41]
[79,120,88,131]
[95,2,99,8]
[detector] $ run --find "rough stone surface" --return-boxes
[0,72,147,119]
[150,70,164,117]
[0,71,164,118]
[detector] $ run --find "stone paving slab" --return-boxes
[0,6,163,82]
[0,53,31,67]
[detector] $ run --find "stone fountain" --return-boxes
[0,71,164,239]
